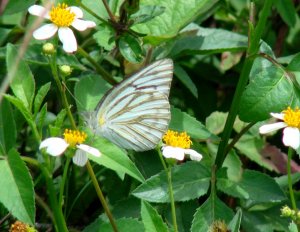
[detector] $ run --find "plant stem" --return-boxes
[287,147,297,210]
[77,47,117,85]
[102,0,117,23]
[59,157,71,209]
[40,164,69,232]
[76,0,109,25]
[157,149,178,232]
[49,56,76,129]
[86,160,119,232]
[215,0,273,169]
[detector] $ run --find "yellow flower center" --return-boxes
[162,130,192,149]
[63,129,87,147]
[283,107,300,128]
[49,3,75,27]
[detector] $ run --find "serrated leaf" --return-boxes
[88,137,145,183]
[130,5,166,24]
[74,74,112,111]
[191,194,234,232]
[0,149,35,225]
[83,217,144,232]
[33,82,51,116]
[0,98,16,155]
[234,134,277,171]
[4,94,33,124]
[119,34,144,63]
[6,43,35,110]
[168,25,248,57]
[141,201,169,232]
[239,67,293,122]
[132,0,219,44]
[217,169,286,203]
[169,107,218,141]
[228,209,242,232]
[132,162,210,203]
[174,64,198,98]
[93,24,115,51]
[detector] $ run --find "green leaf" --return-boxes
[132,162,210,203]
[118,34,144,63]
[239,67,293,122]
[169,107,218,141]
[4,94,33,124]
[168,25,248,57]
[88,136,145,183]
[0,149,35,225]
[83,217,144,232]
[93,24,115,51]
[0,98,16,155]
[3,0,35,15]
[141,201,169,232]
[130,5,166,24]
[49,109,67,136]
[217,169,286,204]
[234,134,276,171]
[74,74,112,111]
[274,0,296,27]
[132,0,219,44]
[228,209,242,232]
[191,194,234,232]
[33,82,51,116]
[174,64,198,98]
[36,103,47,132]
[6,43,35,110]
[205,111,228,135]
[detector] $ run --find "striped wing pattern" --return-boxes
[95,59,173,151]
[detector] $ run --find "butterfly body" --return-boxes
[94,59,173,151]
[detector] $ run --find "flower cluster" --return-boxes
[40,129,101,166]
[162,130,203,161]
[259,107,300,149]
[28,3,96,53]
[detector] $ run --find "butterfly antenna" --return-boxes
[62,81,85,109]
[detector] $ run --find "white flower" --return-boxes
[259,107,300,149]
[161,130,203,161]
[161,146,203,161]
[40,129,101,166]
[28,3,96,53]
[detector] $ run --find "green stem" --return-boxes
[35,193,55,223]
[102,0,117,23]
[49,56,76,129]
[58,157,71,209]
[86,161,118,232]
[40,164,69,232]
[215,0,273,169]
[77,47,117,85]
[287,147,297,210]
[157,149,178,232]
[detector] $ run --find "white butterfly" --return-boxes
[90,59,173,151]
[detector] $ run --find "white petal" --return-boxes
[259,122,287,134]
[39,138,69,156]
[72,150,88,167]
[33,24,58,40]
[77,144,101,157]
[58,27,77,53]
[28,5,50,19]
[270,112,285,120]
[72,19,96,31]
[68,6,83,18]
[283,127,300,149]
[162,146,185,160]
[184,149,203,161]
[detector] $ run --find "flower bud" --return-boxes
[42,42,55,55]
[281,205,294,217]
[59,65,72,76]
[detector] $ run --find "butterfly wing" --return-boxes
[95,59,173,151]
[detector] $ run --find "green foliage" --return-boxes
[0,149,35,225]
[1,0,300,231]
